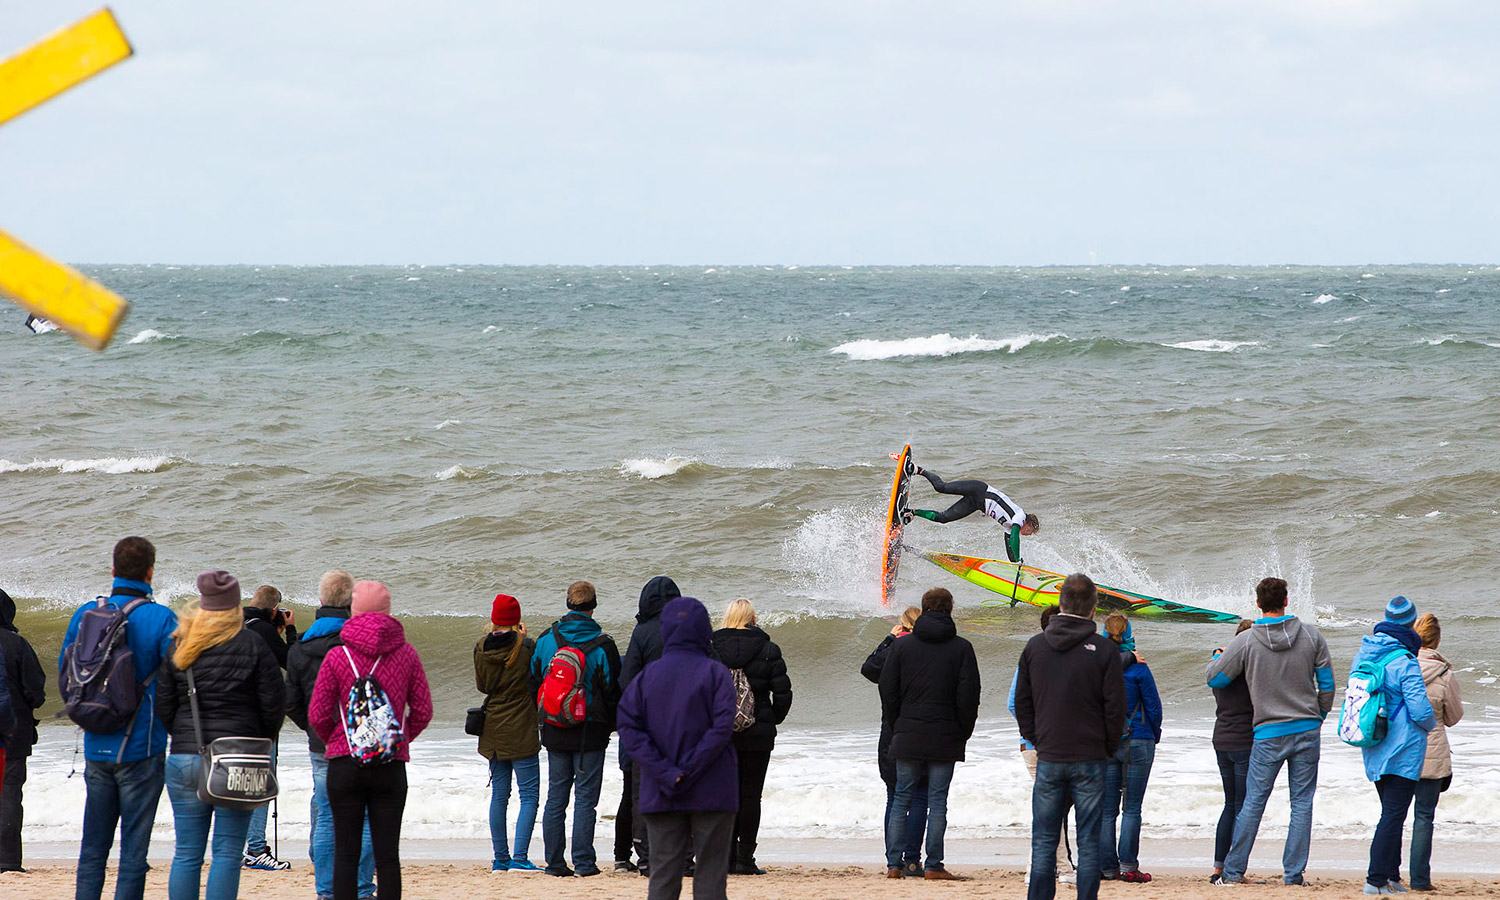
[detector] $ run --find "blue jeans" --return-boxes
[882,781,929,866]
[77,755,166,900]
[1369,775,1417,888]
[885,759,954,871]
[1222,728,1320,885]
[310,753,375,899]
[1099,739,1155,875]
[1214,749,1251,869]
[1029,759,1104,900]
[489,755,541,867]
[244,741,276,854]
[1409,777,1444,890]
[164,754,252,900]
[542,748,606,874]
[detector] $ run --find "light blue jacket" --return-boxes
[1350,632,1435,782]
[1007,665,1033,751]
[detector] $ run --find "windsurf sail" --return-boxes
[910,545,1242,623]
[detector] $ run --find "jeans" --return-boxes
[1222,728,1320,885]
[164,754,252,900]
[244,740,277,855]
[489,755,541,867]
[882,780,929,866]
[1369,775,1418,888]
[0,751,28,870]
[327,757,406,900]
[644,810,734,900]
[310,753,375,898]
[885,759,955,871]
[1213,749,1251,869]
[1029,760,1104,900]
[542,748,606,874]
[1099,739,1154,875]
[77,754,166,900]
[1408,777,1444,890]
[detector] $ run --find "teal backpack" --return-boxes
[1337,648,1410,748]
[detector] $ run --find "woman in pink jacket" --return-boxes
[310,581,433,900]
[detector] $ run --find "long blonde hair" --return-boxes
[172,603,244,669]
[900,606,921,631]
[483,622,527,667]
[722,598,756,630]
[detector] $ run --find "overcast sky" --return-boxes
[1,1,1495,265]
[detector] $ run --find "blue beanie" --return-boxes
[1384,595,1416,626]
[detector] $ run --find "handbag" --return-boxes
[187,667,278,809]
[465,706,486,736]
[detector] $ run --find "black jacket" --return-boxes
[286,607,350,754]
[157,629,286,754]
[1015,614,1126,763]
[861,631,904,785]
[1212,672,1255,753]
[0,589,46,754]
[243,606,297,669]
[878,611,981,762]
[619,576,682,690]
[711,625,793,754]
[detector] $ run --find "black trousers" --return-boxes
[731,749,771,861]
[615,764,635,863]
[918,471,989,523]
[632,765,651,867]
[328,757,406,900]
[646,810,733,900]
[0,752,26,870]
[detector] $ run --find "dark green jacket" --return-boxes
[474,632,541,760]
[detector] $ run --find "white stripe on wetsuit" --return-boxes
[982,487,1024,529]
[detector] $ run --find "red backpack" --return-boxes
[537,633,607,728]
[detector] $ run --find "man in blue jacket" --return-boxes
[1350,596,1435,895]
[58,537,178,900]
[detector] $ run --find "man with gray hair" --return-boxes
[287,570,376,898]
[1016,574,1125,900]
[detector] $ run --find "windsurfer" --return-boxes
[904,463,1039,564]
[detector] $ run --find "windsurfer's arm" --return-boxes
[1005,524,1022,564]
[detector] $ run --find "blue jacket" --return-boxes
[617,597,737,814]
[1123,662,1163,742]
[1351,629,1435,782]
[58,580,178,762]
[1007,665,1034,751]
[529,611,620,753]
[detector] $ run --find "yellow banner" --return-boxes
[0,7,133,127]
[0,228,130,350]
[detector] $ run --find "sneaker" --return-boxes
[242,850,291,871]
[1059,870,1077,885]
[490,864,507,875]
[1120,870,1152,883]
[614,860,638,874]
[1365,885,1398,895]
[508,860,539,872]
[1387,883,1409,894]
[1210,874,1224,885]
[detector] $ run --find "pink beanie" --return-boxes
[351,580,391,616]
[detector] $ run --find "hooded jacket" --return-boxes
[617,597,738,814]
[1015,614,1126,763]
[474,631,541,760]
[1350,628,1435,782]
[308,612,433,762]
[529,611,621,753]
[619,576,682,690]
[286,607,351,754]
[862,631,905,784]
[878,610,981,763]
[711,624,793,754]
[0,589,45,753]
[243,605,297,669]
[1207,614,1334,739]
[1212,673,1255,753]
[1417,647,1463,780]
[156,629,286,754]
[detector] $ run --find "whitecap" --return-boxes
[434,420,461,430]
[407,276,421,281]
[265,297,294,303]
[618,457,697,479]
[1425,511,1442,518]
[1314,294,1336,304]
[434,465,476,480]
[0,456,177,475]
[1436,288,1451,294]
[1163,340,1259,353]
[1120,285,1131,291]
[127,329,174,344]
[830,333,1065,361]
[482,325,500,334]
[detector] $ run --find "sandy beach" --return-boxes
[3,863,1497,900]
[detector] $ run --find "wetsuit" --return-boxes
[913,469,1027,563]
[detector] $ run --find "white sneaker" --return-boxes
[1059,871,1077,885]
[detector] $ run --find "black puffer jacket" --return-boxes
[243,606,296,669]
[0,589,46,754]
[619,576,682,689]
[711,625,792,754]
[157,629,286,754]
[862,631,906,786]
[286,608,350,754]
[878,610,981,762]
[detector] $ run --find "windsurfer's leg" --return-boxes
[914,474,987,523]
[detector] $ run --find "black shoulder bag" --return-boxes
[187,667,277,809]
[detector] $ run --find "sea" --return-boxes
[3,265,1499,858]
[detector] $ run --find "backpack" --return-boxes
[60,596,152,734]
[1338,648,1410,748]
[340,646,404,766]
[536,631,607,728]
[730,668,757,732]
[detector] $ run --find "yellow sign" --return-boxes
[0,8,134,349]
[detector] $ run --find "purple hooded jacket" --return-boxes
[617,597,738,814]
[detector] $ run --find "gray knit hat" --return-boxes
[197,570,241,611]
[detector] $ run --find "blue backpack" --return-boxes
[60,597,153,735]
[1338,648,1410,748]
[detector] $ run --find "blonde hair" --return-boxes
[1413,612,1440,649]
[900,606,921,631]
[1104,612,1129,644]
[172,604,244,669]
[320,569,354,608]
[722,597,756,630]
[482,622,528,666]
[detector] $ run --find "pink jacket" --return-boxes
[309,612,433,762]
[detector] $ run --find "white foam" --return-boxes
[0,456,177,475]
[1425,510,1442,518]
[1314,294,1337,304]
[618,456,697,479]
[434,465,479,480]
[127,329,174,344]
[434,419,461,430]
[1163,340,1259,352]
[482,325,500,334]
[830,333,1065,361]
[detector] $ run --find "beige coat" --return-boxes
[1418,648,1464,780]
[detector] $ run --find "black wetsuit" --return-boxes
[915,469,1027,562]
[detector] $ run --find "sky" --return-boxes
[1,1,1496,265]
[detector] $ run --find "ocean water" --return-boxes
[4,265,1500,847]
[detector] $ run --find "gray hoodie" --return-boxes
[1207,615,1334,740]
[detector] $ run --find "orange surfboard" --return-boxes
[881,445,914,606]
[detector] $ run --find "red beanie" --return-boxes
[491,593,520,627]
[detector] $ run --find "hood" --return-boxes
[1251,615,1305,652]
[1418,647,1451,684]
[244,606,274,624]
[1373,621,1422,654]
[0,587,15,632]
[1358,630,1415,663]
[712,625,769,668]
[301,614,347,642]
[1043,613,1097,651]
[481,630,520,656]
[637,575,681,622]
[913,609,958,643]
[339,611,408,656]
[553,610,603,644]
[661,596,711,655]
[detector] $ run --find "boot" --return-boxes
[735,844,766,876]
